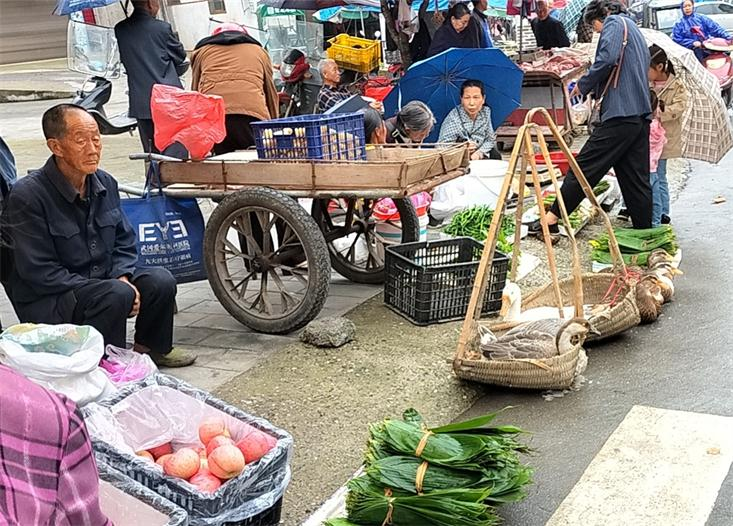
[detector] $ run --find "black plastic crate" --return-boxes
[252,112,366,161]
[384,237,509,325]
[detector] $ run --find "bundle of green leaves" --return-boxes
[442,206,516,255]
[590,226,678,266]
[325,409,532,526]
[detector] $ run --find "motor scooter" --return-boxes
[72,77,138,135]
[278,48,322,117]
[701,38,733,107]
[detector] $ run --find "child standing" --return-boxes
[649,90,667,227]
[648,44,689,225]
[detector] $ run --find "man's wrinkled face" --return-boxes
[48,109,102,175]
[323,61,341,85]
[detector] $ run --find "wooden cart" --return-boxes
[496,66,588,150]
[154,143,470,334]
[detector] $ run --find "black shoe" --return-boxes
[660,214,671,225]
[617,208,630,221]
[528,219,560,236]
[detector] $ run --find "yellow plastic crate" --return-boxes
[326,34,381,74]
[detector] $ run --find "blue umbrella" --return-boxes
[54,0,119,15]
[383,48,523,143]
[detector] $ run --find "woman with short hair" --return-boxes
[438,79,501,160]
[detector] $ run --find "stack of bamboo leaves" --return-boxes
[324,409,532,526]
[590,226,678,266]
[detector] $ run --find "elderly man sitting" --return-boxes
[316,58,383,114]
[2,104,195,367]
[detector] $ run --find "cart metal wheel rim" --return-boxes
[321,198,385,270]
[213,205,312,322]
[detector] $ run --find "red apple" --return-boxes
[147,442,173,460]
[208,444,245,480]
[136,450,154,462]
[189,471,222,493]
[164,448,200,480]
[236,433,276,464]
[198,418,229,446]
[206,435,235,457]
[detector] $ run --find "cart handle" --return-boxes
[128,153,182,162]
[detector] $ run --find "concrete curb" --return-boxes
[0,89,74,103]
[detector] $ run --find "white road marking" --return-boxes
[546,405,733,526]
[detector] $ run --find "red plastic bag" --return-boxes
[150,84,226,160]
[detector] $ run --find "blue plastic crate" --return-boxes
[252,112,366,161]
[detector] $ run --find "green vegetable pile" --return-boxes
[542,194,583,229]
[442,206,516,255]
[593,180,611,196]
[324,409,532,526]
[590,225,678,266]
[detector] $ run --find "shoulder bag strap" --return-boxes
[598,17,629,99]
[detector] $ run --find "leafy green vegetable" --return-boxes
[443,206,516,256]
[593,180,611,196]
[344,477,500,526]
[590,226,678,265]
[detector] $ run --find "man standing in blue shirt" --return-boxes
[471,0,494,48]
[529,0,653,233]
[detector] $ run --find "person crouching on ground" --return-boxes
[191,23,279,155]
[529,0,653,236]
[2,104,196,367]
[438,79,501,160]
[385,101,436,144]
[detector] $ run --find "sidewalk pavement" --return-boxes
[0,276,381,392]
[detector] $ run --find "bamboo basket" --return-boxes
[521,273,640,341]
[454,347,586,390]
[452,108,638,388]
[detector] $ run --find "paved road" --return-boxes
[462,155,733,525]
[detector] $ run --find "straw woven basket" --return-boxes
[521,273,640,341]
[453,343,586,390]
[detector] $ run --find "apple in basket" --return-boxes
[164,448,200,480]
[208,444,245,480]
[136,450,155,462]
[199,418,230,446]
[189,470,222,493]
[147,442,173,460]
[156,454,173,469]
[206,435,235,456]
[236,433,276,464]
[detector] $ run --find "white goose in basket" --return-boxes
[479,317,598,360]
[500,282,611,323]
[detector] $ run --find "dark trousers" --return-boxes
[137,118,189,159]
[70,268,177,354]
[551,116,652,229]
[213,114,257,156]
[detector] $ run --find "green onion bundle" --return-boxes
[325,409,532,526]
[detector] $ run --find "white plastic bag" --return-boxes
[100,345,158,386]
[0,324,116,406]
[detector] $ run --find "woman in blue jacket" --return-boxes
[672,0,731,60]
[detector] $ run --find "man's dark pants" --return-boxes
[70,268,176,354]
[551,116,652,229]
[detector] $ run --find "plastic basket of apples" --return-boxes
[83,374,292,526]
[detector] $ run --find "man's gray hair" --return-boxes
[398,101,435,132]
[318,58,336,75]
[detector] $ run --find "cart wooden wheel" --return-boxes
[311,197,419,284]
[204,187,330,334]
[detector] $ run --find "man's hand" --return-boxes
[693,41,702,48]
[118,276,140,317]
[470,150,484,161]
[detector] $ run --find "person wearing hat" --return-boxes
[191,23,279,154]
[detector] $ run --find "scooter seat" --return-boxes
[89,109,137,135]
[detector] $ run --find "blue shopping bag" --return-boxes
[120,162,207,284]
